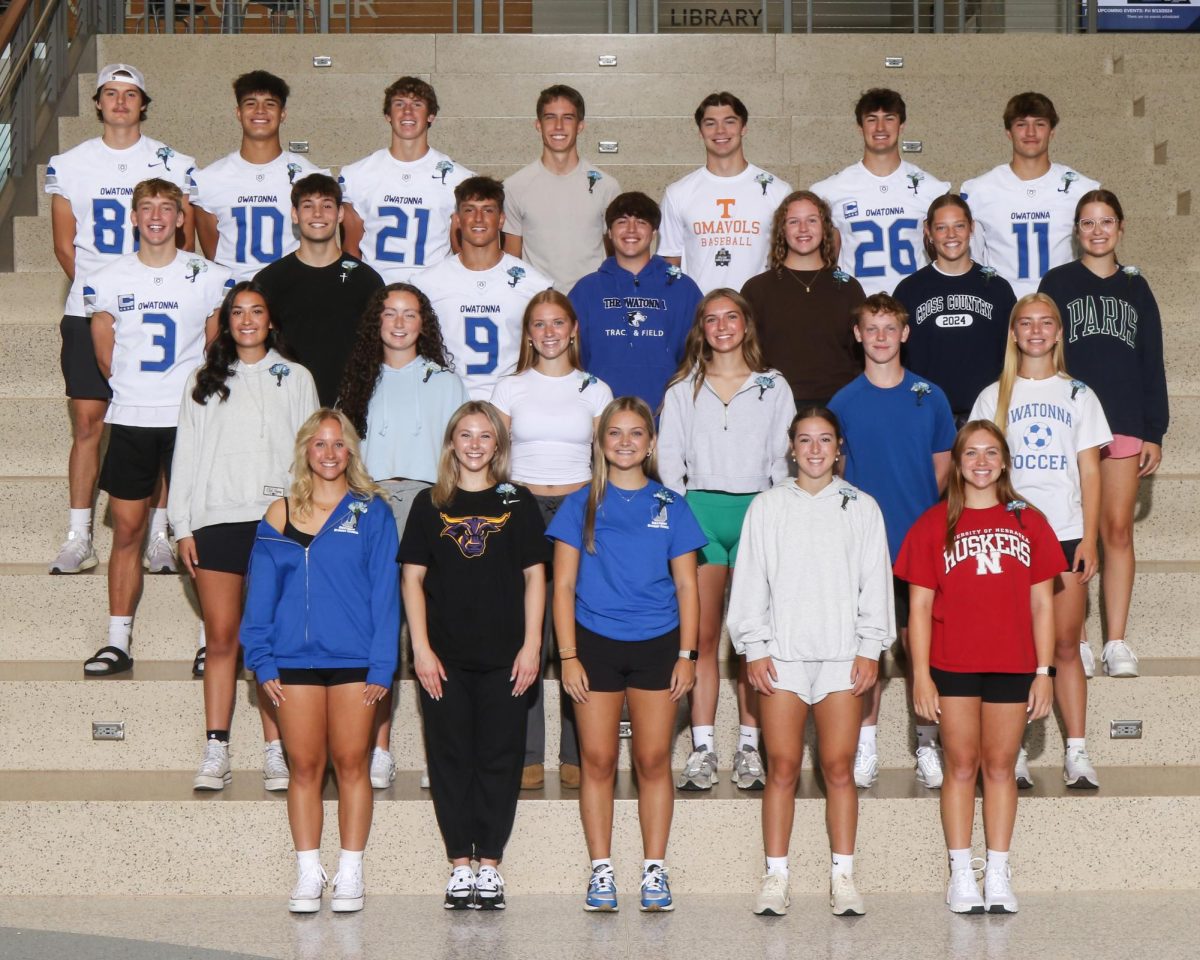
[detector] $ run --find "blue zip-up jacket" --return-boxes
[569,254,702,413]
[240,491,400,688]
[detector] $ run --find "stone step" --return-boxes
[1,660,1194,772]
[2,766,1197,895]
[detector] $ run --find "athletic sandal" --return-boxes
[84,645,133,677]
[192,646,206,679]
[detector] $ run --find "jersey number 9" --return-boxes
[463,316,498,375]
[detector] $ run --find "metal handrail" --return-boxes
[0,0,67,109]
[0,0,36,52]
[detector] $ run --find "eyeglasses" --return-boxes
[1077,217,1119,231]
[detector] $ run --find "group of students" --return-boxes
[45,63,1168,918]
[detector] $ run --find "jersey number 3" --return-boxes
[851,219,919,278]
[140,312,177,372]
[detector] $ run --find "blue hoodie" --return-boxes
[240,491,400,688]
[568,255,701,412]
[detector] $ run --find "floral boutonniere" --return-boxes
[755,172,774,196]
[340,259,359,274]
[1122,265,1141,279]
[979,265,998,281]
[1006,499,1028,528]
[343,499,368,530]
[433,160,454,183]
[832,268,851,285]
[349,500,368,517]
[653,489,675,508]
[287,162,303,184]
[269,363,290,386]
[151,145,175,171]
[586,170,602,194]
[754,374,776,401]
[1070,379,1087,400]
[506,266,526,288]
[578,372,598,393]
[422,360,444,383]
[906,171,925,195]
[185,258,207,284]
[911,380,932,406]
[839,486,857,511]
[497,483,518,506]
[1058,171,1079,194]
[666,264,683,285]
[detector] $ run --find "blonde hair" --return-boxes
[514,289,583,374]
[431,401,512,509]
[289,408,382,518]
[993,293,1071,431]
[583,397,661,553]
[665,288,767,401]
[944,420,1035,554]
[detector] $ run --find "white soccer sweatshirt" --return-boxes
[168,349,319,539]
[727,479,895,663]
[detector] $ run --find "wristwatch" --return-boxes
[678,650,698,661]
[1035,666,1057,677]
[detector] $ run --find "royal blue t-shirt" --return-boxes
[546,482,708,641]
[829,370,956,562]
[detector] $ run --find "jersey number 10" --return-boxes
[231,206,286,264]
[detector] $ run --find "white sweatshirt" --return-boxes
[727,479,895,663]
[168,349,319,539]
[658,368,795,495]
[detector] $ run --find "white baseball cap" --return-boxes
[96,63,147,95]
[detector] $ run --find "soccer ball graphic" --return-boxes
[1023,423,1054,450]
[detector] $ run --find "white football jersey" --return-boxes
[45,136,197,315]
[960,162,1100,298]
[83,250,233,427]
[412,252,552,400]
[658,163,792,294]
[188,151,327,281]
[812,160,951,296]
[337,147,474,282]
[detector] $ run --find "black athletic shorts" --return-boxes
[930,667,1035,703]
[192,521,259,575]
[893,575,910,635]
[1060,539,1081,573]
[60,314,113,400]
[277,667,370,686]
[98,424,175,501]
[575,622,679,692]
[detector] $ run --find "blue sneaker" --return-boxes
[585,864,618,912]
[639,864,673,912]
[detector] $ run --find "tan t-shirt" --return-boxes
[504,157,621,292]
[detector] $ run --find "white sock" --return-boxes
[765,856,788,877]
[108,616,133,654]
[68,508,92,537]
[149,508,168,538]
[338,848,364,874]
[451,863,473,876]
[265,739,283,752]
[373,746,390,760]
[591,858,612,871]
[1066,737,1085,751]
[916,724,938,749]
[831,853,854,878]
[948,848,972,872]
[643,859,664,871]
[296,849,321,873]
[691,725,715,752]
[986,849,1009,872]
[738,725,759,751]
[858,724,877,753]
[198,622,206,647]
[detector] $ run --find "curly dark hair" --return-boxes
[192,281,286,405]
[337,283,454,438]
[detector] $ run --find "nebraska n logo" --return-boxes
[975,551,1002,575]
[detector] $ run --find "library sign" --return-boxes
[661,3,767,31]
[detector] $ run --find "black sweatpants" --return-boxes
[421,663,530,861]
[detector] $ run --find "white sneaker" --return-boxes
[444,866,475,910]
[1080,642,1096,679]
[1014,746,1034,789]
[474,865,506,910]
[370,749,396,789]
[143,531,177,573]
[915,744,944,789]
[946,865,985,914]
[830,872,865,916]
[984,863,1018,914]
[420,765,430,789]
[1102,640,1139,678]
[853,742,879,789]
[676,748,718,790]
[193,739,231,791]
[288,862,327,913]
[331,862,365,912]
[263,741,289,791]
[49,530,98,574]
[753,871,789,916]
[1064,745,1099,789]
[732,744,766,790]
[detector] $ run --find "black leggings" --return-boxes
[421,663,530,861]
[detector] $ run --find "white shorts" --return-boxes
[769,658,855,705]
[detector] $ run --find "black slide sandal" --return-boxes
[84,645,134,677]
[192,646,206,678]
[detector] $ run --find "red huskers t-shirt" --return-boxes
[895,502,1065,673]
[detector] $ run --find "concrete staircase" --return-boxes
[1,31,1198,896]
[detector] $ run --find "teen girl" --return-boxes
[491,290,614,790]
[896,421,1063,915]
[1039,189,1169,679]
[546,396,704,913]
[338,282,468,789]
[658,289,793,791]
[742,191,865,407]
[241,409,401,914]
[728,407,892,917]
[971,294,1111,789]
[400,401,549,911]
[169,281,318,793]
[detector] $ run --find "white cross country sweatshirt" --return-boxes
[727,479,895,663]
